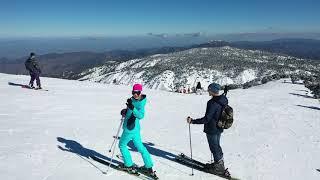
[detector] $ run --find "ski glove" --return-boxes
[187,116,193,124]
[120,108,127,117]
[126,98,134,110]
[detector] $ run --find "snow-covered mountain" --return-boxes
[1,73,320,180]
[79,47,320,91]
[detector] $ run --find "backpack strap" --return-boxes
[213,95,226,108]
[215,99,224,107]
[213,96,226,123]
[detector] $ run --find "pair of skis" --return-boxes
[118,165,159,180]
[175,153,240,180]
[115,152,158,179]
[90,155,158,179]
[112,137,238,179]
[106,119,158,179]
[22,85,48,91]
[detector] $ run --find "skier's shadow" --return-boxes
[289,93,314,99]
[57,137,122,165]
[127,141,178,162]
[297,105,320,111]
[8,82,26,87]
[57,137,190,174]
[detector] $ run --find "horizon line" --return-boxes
[1,31,320,39]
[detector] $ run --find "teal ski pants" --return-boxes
[118,132,153,168]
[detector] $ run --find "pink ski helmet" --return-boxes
[132,83,143,92]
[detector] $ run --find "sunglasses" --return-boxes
[132,91,141,95]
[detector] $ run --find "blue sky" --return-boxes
[0,0,319,37]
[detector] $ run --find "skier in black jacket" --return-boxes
[187,82,229,175]
[25,52,42,89]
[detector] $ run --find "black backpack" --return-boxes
[215,87,234,129]
[25,59,32,71]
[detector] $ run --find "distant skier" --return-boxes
[196,81,202,94]
[24,52,42,89]
[196,81,202,90]
[186,82,230,176]
[118,84,156,176]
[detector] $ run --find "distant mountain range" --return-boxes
[0,48,190,79]
[79,46,320,91]
[1,32,319,59]
[232,38,320,60]
[0,38,319,81]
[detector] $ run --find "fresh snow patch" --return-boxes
[235,69,257,84]
[147,70,175,91]
[216,77,234,85]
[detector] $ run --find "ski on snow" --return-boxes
[90,155,158,179]
[175,153,240,180]
[21,85,48,91]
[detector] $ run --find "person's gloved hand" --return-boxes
[126,98,134,110]
[120,108,127,117]
[187,116,193,124]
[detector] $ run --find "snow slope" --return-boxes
[1,73,320,180]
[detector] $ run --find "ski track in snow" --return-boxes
[1,73,320,180]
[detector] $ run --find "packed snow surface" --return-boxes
[1,73,320,180]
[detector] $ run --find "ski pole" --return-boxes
[106,117,124,174]
[108,117,124,152]
[188,123,194,176]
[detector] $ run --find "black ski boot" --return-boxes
[207,159,226,175]
[138,166,159,179]
[118,164,138,174]
[204,162,215,171]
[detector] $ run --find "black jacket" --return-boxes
[25,57,41,74]
[192,95,228,134]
